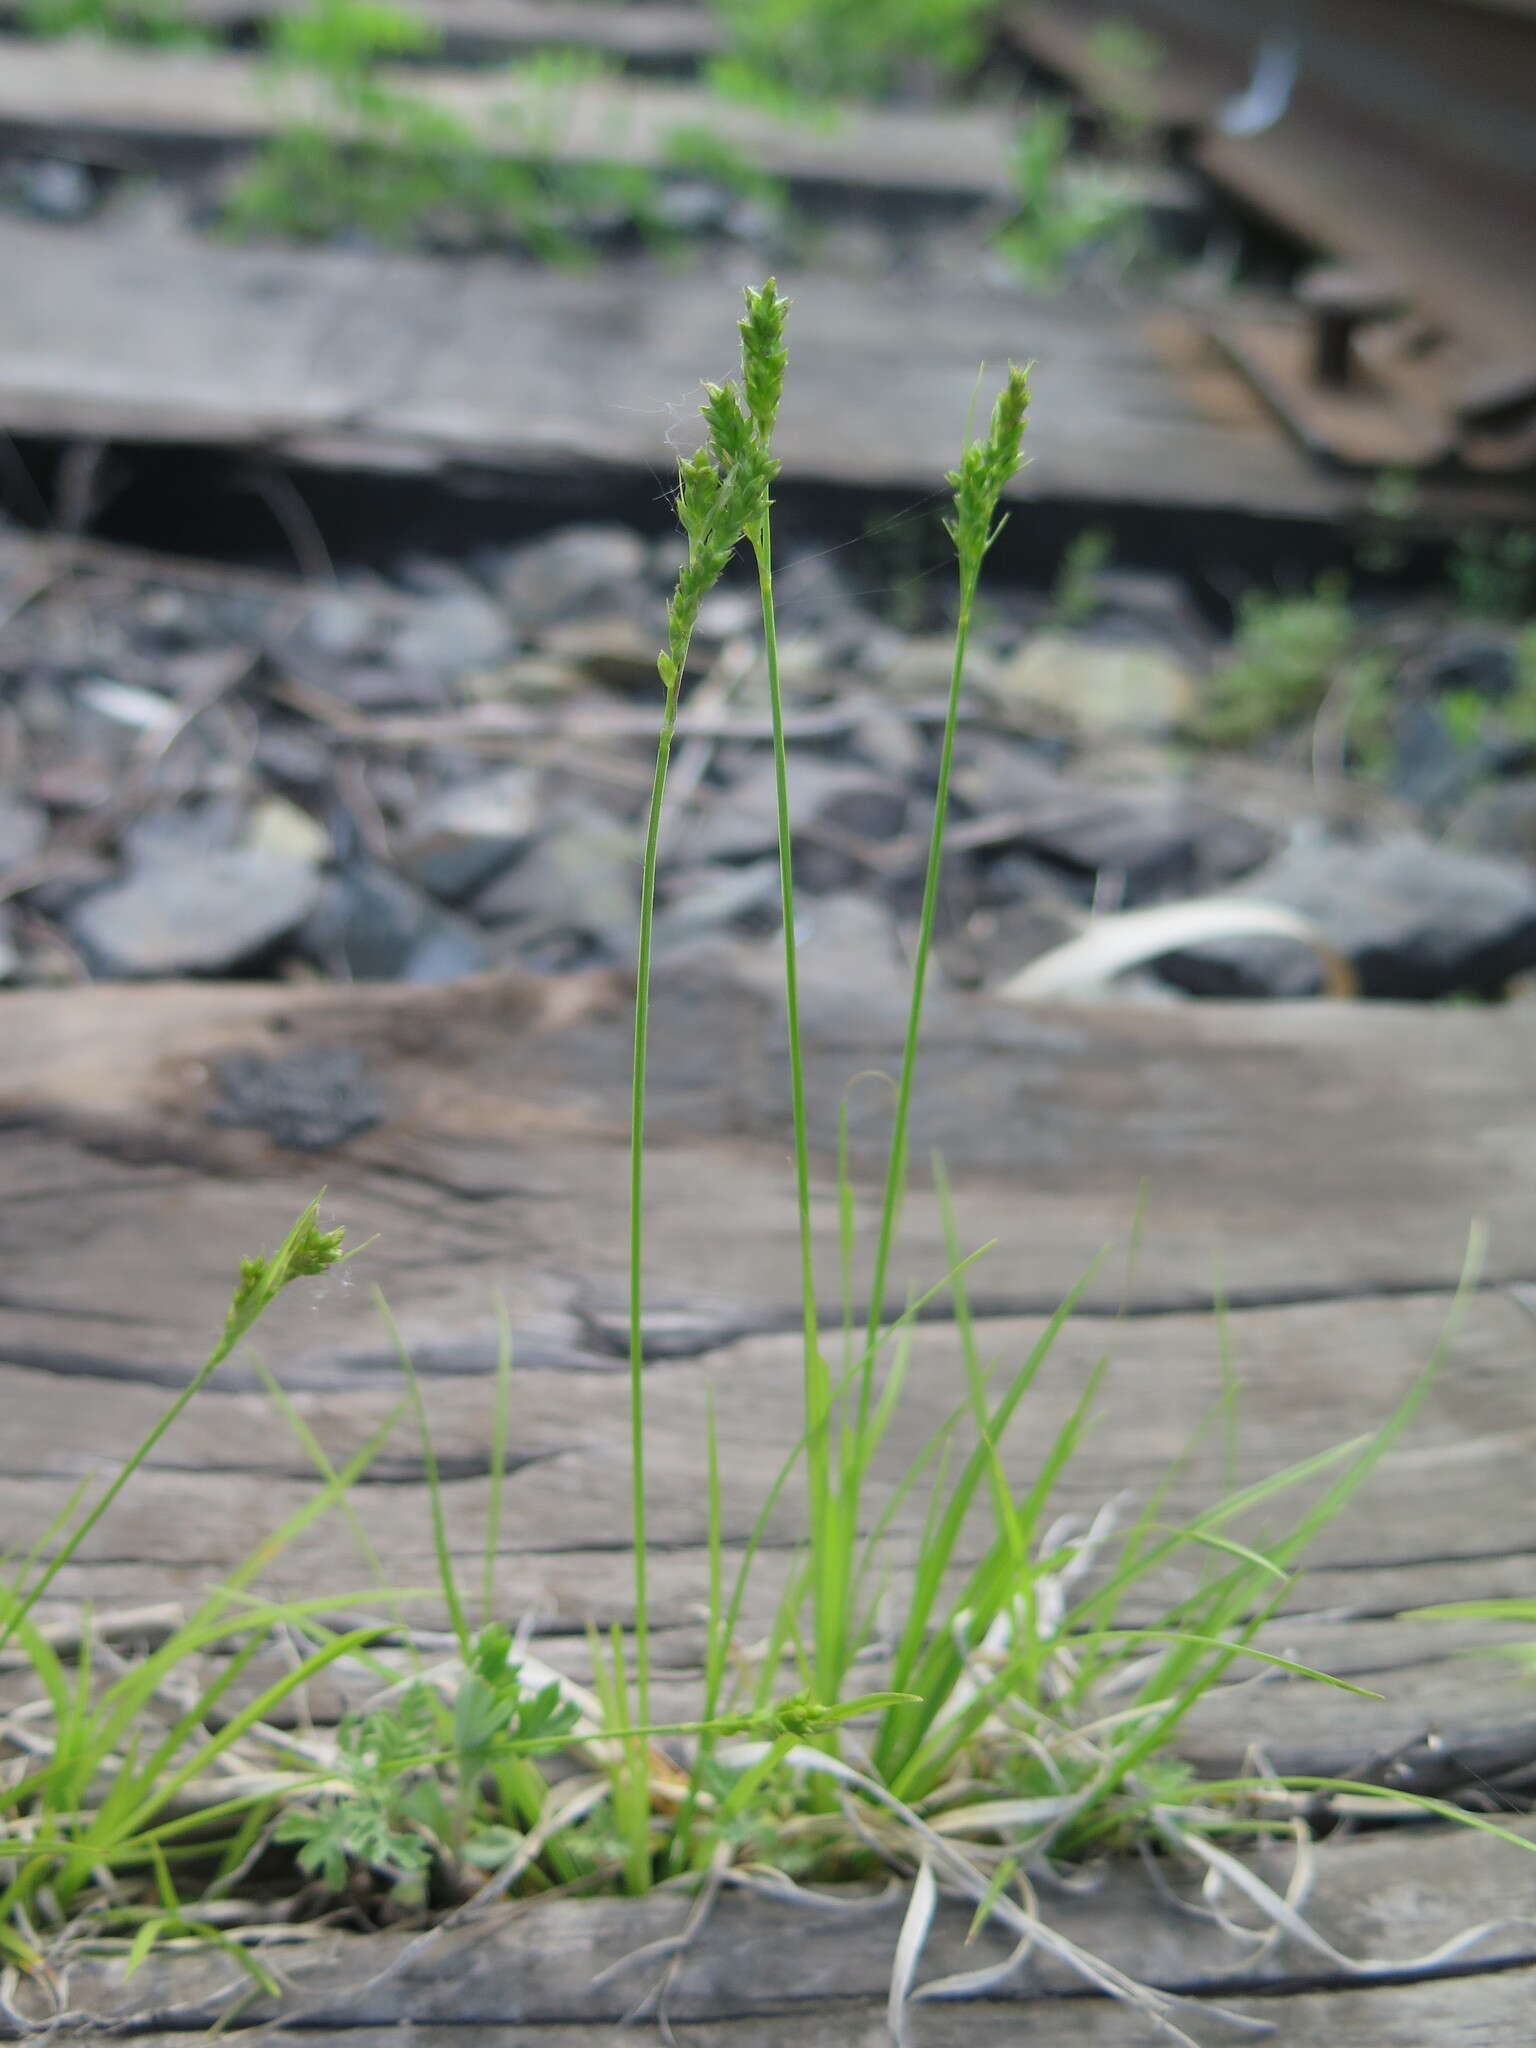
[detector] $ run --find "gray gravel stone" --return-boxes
[471,804,638,955]
[67,850,322,976]
[390,587,512,675]
[119,798,247,870]
[0,794,47,874]
[496,525,650,630]
[400,768,541,902]
[656,859,781,948]
[17,157,96,221]
[299,862,490,983]
[1449,779,1536,864]
[298,590,385,662]
[688,758,908,874]
[956,750,1271,904]
[991,631,1198,738]
[540,615,660,688]
[1158,829,1536,999]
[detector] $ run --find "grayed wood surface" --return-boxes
[3,961,1536,1783]
[0,200,1372,520]
[93,1980,1536,2046]
[0,40,1016,196]
[7,1824,1536,2039]
[6,0,727,62]
[4,962,1536,2039]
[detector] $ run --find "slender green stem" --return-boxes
[860,559,982,1374]
[628,674,684,1741]
[750,515,832,1697]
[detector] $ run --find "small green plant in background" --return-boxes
[1050,524,1113,628]
[1355,465,1420,575]
[1440,622,1536,755]
[708,0,990,104]
[995,100,1141,289]
[1512,623,1536,740]
[22,0,201,43]
[1084,15,1165,154]
[1197,571,1385,747]
[225,0,463,244]
[660,121,787,226]
[1450,523,1536,622]
[226,2,664,255]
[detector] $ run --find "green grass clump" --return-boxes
[22,0,201,44]
[994,101,1143,289]
[709,0,989,103]
[1051,524,1114,627]
[225,4,664,257]
[1197,572,1386,748]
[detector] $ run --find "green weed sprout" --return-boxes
[709,0,989,103]
[227,0,660,257]
[1052,525,1113,628]
[1197,573,1385,747]
[997,102,1140,289]
[23,0,201,45]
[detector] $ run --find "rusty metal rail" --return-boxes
[1006,0,1536,478]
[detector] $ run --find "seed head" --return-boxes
[701,381,754,472]
[738,277,790,446]
[674,444,723,546]
[222,1205,347,1344]
[946,361,1032,569]
[656,288,791,697]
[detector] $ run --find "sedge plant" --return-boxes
[619,282,1535,2007]
[8,282,1535,2024]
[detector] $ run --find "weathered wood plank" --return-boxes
[1005,0,1240,130]
[5,969,1536,1782]
[0,41,1015,196]
[12,1212,1536,1777]
[13,1825,1536,2038]
[4,969,1534,1382]
[102,1977,1536,2045]
[0,204,1375,518]
[110,0,723,63]
[6,1291,1535,1597]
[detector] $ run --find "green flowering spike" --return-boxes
[982,360,1031,495]
[658,436,781,698]
[713,440,780,541]
[224,1254,271,1341]
[287,1217,348,1278]
[945,361,1032,570]
[738,277,790,446]
[674,443,723,545]
[701,381,754,472]
[764,1691,821,1740]
[221,1199,347,1346]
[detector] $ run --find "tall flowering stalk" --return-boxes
[625,284,786,1882]
[861,365,1032,1371]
